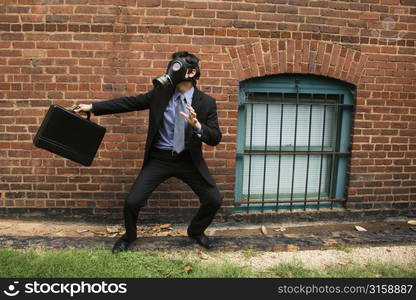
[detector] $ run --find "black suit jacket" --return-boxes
[91,86,222,187]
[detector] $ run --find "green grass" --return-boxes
[0,247,415,278]
[241,248,261,259]
[272,260,316,278]
[0,247,257,278]
[271,259,416,278]
[334,244,353,253]
[323,261,416,278]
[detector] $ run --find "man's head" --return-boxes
[171,51,200,85]
[152,51,201,90]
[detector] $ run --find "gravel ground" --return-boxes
[164,245,416,271]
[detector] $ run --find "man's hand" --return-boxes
[73,104,93,114]
[180,104,201,130]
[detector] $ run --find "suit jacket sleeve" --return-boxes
[91,89,154,116]
[199,97,222,146]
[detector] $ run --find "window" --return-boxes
[235,74,354,212]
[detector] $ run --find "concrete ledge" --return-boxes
[1,227,415,252]
[0,207,415,227]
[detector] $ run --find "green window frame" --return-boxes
[235,74,355,212]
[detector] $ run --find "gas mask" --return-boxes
[152,59,194,90]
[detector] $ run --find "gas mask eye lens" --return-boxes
[172,62,181,72]
[152,59,190,89]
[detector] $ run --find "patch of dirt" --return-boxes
[0,219,186,238]
[210,221,410,236]
[0,219,411,239]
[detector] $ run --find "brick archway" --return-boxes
[226,40,369,86]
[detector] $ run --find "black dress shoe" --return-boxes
[188,233,213,249]
[112,236,135,254]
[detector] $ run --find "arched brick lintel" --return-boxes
[226,40,369,86]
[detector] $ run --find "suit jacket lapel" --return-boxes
[155,87,174,124]
[187,86,202,138]
[191,86,202,112]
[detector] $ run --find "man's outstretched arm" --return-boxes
[91,89,154,116]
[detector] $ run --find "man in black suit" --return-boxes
[74,51,223,253]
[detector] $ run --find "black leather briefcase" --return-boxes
[33,104,106,166]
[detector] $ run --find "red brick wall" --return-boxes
[0,0,415,218]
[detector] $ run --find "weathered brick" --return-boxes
[0,0,413,218]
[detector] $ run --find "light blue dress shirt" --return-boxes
[154,86,202,151]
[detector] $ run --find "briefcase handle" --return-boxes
[71,106,91,121]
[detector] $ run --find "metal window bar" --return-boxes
[290,90,299,211]
[304,102,313,210]
[261,103,269,212]
[330,94,343,209]
[242,151,350,155]
[246,103,254,212]
[328,96,337,208]
[317,97,327,210]
[275,102,283,212]
[239,91,350,211]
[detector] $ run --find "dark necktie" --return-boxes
[173,94,186,154]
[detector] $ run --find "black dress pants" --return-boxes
[121,148,223,242]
